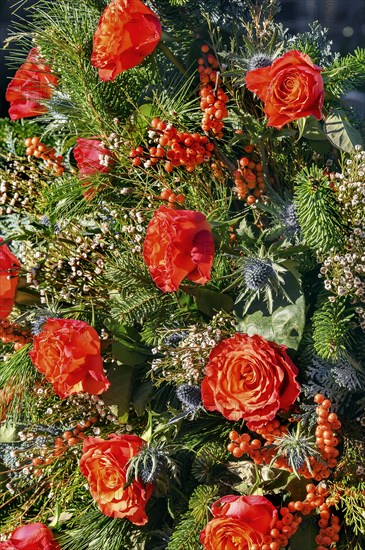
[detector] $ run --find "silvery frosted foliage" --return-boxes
[286,21,336,67]
[247,53,272,71]
[280,202,301,238]
[303,355,365,412]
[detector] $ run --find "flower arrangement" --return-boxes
[0,0,365,549]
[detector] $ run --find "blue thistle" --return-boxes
[176,384,202,411]
[247,53,272,71]
[243,257,275,291]
[40,215,51,227]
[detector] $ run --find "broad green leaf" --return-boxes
[132,381,155,416]
[0,423,17,443]
[102,364,134,422]
[302,116,327,141]
[112,341,147,365]
[191,287,234,317]
[324,110,363,152]
[236,292,305,349]
[296,117,306,141]
[288,517,317,550]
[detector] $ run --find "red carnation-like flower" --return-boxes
[143,206,215,292]
[245,50,324,129]
[0,238,20,320]
[79,434,154,525]
[73,138,114,200]
[91,0,162,81]
[200,494,277,550]
[201,333,300,429]
[6,48,58,121]
[0,523,60,550]
[29,318,110,399]
[73,138,113,175]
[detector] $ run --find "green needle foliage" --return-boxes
[294,165,345,254]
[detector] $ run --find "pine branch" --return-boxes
[294,165,345,253]
[312,295,355,361]
[324,48,365,98]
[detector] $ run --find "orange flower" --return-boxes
[143,206,215,292]
[201,333,300,429]
[79,434,154,525]
[29,318,110,399]
[200,495,277,550]
[91,0,162,81]
[0,238,20,320]
[6,48,58,121]
[73,138,114,200]
[245,50,324,129]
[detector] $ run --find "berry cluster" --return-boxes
[198,45,229,137]
[287,484,341,550]
[32,417,99,472]
[227,394,341,481]
[159,188,185,205]
[0,319,32,350]
[129,118,214,174]
[257,507,303,550]
[233,144,266,203]
[314,393,341,471]
[25,137,65,175]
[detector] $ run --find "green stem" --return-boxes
[158,42,189,78]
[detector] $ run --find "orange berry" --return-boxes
[201,44,209,53]
[229,430,239,441]
[232,446,244,458]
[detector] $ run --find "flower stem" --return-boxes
[158,42,189,78]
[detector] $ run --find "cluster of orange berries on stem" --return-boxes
[129,118,214,174]
[24,137,65,175]
[198,45,228,137]
[254,507,303,550]
[227,394,341,481]
[227,419,288,465]
[32,417,99,473]
[286,483,341,550]
[159,188,185,205]
[0,319,32,350]
[233,143,267,204]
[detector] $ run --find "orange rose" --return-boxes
[200,495,277,550]
[245,50,324,129]
[79,434,154,525]
[29,318,110,399]
[201,333,300,429]
[143,206,215,292]
[0,238,20,320]
[91,0,162,81]
[6,48,58,121]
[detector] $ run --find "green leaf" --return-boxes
[102,364,134,422]
[302,116,327,141]
[0,423,17,443]
[324,110,363,152]
[289,517,318,550]
[190,287,234,317]
[112,341,147,365]
[236,291,305,349]
[132,381,155,416]
[296,117,306,141]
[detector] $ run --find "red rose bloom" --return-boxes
[29,318,110,399]
[200,495,277,550]
[79,434,154,525]
[201,333,300,429]
[73,138,113,176]
[6,48,58,121]
[91,0,162,81]
[0,238,20,320]
[73,138,114,200]
[143,206,215,292]
[0,523,60,550]
[245,50,324,129]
